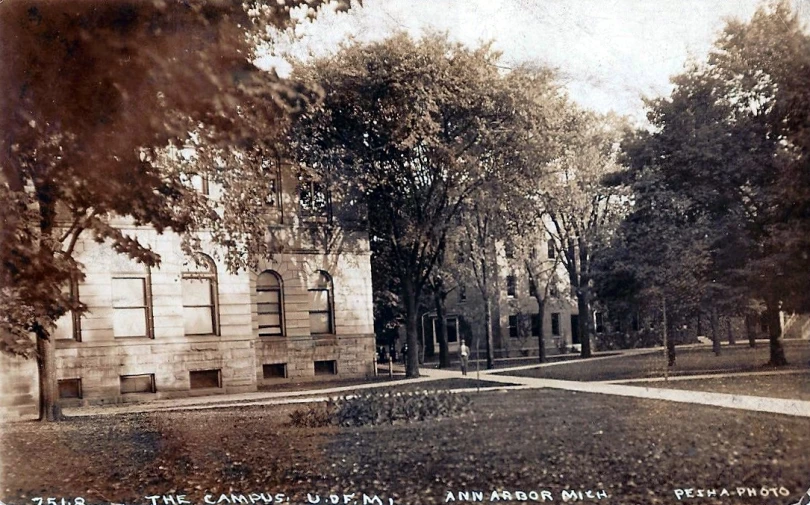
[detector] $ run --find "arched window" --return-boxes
[308,271,334,335]
[182,254,219,336]
[257,270,284,336]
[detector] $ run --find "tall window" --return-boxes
[504,242,515,259]
[308,271,334,335]
[182,254,219,336]
[257,270,284,336]
[456,242,466,264]
[528,278,538,298]
[112,274,153,338]
[547,239,556,259]
[458,285,467,303]
[506,275,517,298]
[531,314,542,337]
[551,312,561,336]
[53,276,81,341]
[508,315,519,338]
[595,312,605,333]
[299,178,330,219]
[190,174,210,196]
[263,159,280,206]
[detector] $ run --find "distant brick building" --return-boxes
[0,163,375,420]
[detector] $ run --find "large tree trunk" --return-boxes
[726,317,736,345]
[710,306,721,356]
[576,291,592,358]
[36,329,63,422]
[764,296,787,366]
[402,280,421,378]
[435,291,450,368]
[534,295,546,363]
[484,297,495,369]
[745,312,757,348]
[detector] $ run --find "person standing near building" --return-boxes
[459,339,470,375]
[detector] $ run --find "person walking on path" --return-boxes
[459,339,470,375]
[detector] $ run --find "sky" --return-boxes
[257,0,810,124]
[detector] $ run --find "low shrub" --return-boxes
[288,390,472,428]
[288,403,335,428]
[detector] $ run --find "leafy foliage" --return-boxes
[0,0,349,420]
[289,33,560,377]
[615,1,810,365]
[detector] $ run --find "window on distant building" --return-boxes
[595,312,605,333]
[506,275,517,298]
[508,315,519,338]
[53,276,81,341]
[551,312,561,336]
[456,242,466,264]
[182,254,219,336]
[308,271,334,335]
[459,285,467,303]
[531,313,542,337]
[504,242,515,259]
[549,284,558,298]
[257,270,284,337]
[547,239,556,259]
[112,273,153,338]
[529,278,538,298]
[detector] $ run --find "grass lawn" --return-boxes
[498,340,810,382]
[633,371,810,401]
[3,389,809,505]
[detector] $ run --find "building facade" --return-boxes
[0,163,376,420]
[422,236,580,360]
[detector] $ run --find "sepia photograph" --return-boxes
[1,1,809,504]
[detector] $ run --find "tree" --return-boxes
[620,2,810,366]
[426,250,459,368]
[532,111,628,358]
[289,34,556,377]
[595,155,714,365]
[457,195,504,369]
[505,208,564,363]
[0,0,347,421]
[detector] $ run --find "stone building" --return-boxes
[0,163,375,420]
[422,235,579,360]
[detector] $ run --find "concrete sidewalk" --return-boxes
[422,363,810,418]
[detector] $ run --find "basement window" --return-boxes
[189,369,221,389]
[314,360,337,376]
[263,363,287,379]
[58,378,82,399]
[120,374,155,394]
